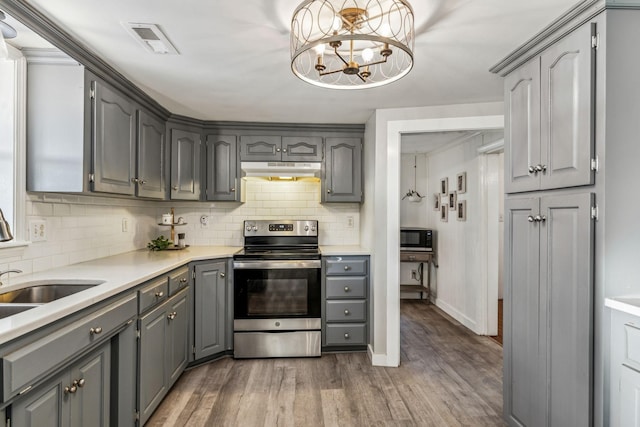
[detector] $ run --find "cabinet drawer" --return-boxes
[168,267,189,296]
[625,323,640,371]
[326,300,366,322]
[326,277,366,299]
[139,277,169,313]
[400,251,432,262]
[2,294,136,400]
[325,324,366,346]
[325,258,368,276]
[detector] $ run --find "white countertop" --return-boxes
[0,246,241,344]
[605,296,640,318]
[320,245,371,256]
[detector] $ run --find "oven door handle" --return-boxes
[233,260,321,269]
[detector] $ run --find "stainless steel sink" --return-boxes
[0,280,104,304]
[0,304,39,319]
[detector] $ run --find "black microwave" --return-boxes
[400,228,435,252]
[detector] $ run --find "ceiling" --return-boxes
[5,0,578,124]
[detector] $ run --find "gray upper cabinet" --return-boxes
[240,135,323,162]
[323,137,363,203]
[194,261,227,359]
[505,21,595,194]
[206,134,239,201]
[91,79,136,195]
[504,192,593,427]
[170,128,201,200]
[136,110,166,199]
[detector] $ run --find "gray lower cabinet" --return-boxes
[194,261,228,359]
[206,134,239,201]
[170,128,201,200]
[504,20,595,194]
[91,78,137,196]
[322,137,363,203]
[322,256,369,348]
[10,341,111,427]
[609,309,640,427]
[138,286,189,426]
[136,110,166,199]
[504,192,594,427]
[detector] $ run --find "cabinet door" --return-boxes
[138,305,168,425]
[194,262,227,359]
[69,342,110,427]
[503,198,542,427]
[239,135,281,161]
[10,372,68,427]
[206,135,238,201]
[167,289,189,387]
[504,57,541,194]
[282,136,323,162]
[539,192,594,427]
[170,129,201,200]
[137,110,166,199]
[540,22,595,190]
[92,80,136,195]
[323,137,362,203]
[620,365,640,427]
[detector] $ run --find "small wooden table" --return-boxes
[400,251,437,303]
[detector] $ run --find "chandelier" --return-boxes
[290,0,414,89]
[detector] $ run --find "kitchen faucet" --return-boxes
[0,269,22,287]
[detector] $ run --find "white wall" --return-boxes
[0,180,361,273]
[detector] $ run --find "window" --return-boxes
[0,46,26,246]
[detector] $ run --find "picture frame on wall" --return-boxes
[457,172,467,194]
[433,193,440,211]
[448,191,457,210]
[440,177,448,195]
[440,204,448,222]
[457,200,467,221]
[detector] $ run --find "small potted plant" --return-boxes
[402,189,425,203]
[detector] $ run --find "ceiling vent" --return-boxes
[124,23,178,55]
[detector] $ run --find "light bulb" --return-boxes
[314,43,326,56]
[362,48,374,62]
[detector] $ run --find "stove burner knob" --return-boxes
[311,226,316,231]
[246,226,251,232]
[304,225,309,231]
[252,226,258,231]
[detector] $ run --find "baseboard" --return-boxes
[368,344,399,367]
[435,298,479,333]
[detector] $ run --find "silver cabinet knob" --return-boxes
[344,333,350,339]
[528,166,535,174]
[535,164,547,173]
[327,189,332,194]
[172,185,178,191]
[230,188,236,192]
[76,378,85,388]
[167,311,177,320]
[131,178,139,183]
[139,180,146,185]
[276,148,281,152]
[155,291,164,298]
[220,272,226,278]
[528,215,535,222]
[283,148,288,153]
[180,278,187,284]
[344,265,350,271]
[64,385,77,394]
[344,309,350,315]
[344,286,350,292]
[89,327,103,335]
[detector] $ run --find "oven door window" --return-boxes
[235,268,320,319]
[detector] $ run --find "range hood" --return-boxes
[241,162,321,179]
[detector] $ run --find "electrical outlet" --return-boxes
[122,218,129,233]
[200,215,209,228]
[30,220,47,242]
[347,216,354,228]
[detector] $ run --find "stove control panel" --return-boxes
[243,220,318,237]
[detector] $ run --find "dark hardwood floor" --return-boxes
[490,299,504,346]
[147,301,505,426]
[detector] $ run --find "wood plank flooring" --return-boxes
[147,301,505,426]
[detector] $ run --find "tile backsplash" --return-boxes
[0,180,360,273]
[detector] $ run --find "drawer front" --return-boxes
[625,323,640,371]
[325,324,366,346]
[168,267,190,296]
[139,277,169,313]
[325,300,366,322]
[400,251,432,262]
[325,258,368,276]
[2,294,136,400]
[326,277,366,299]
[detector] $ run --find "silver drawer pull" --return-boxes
[89,327,103,335]
[155,291,164,298]
[344,265,350,271]
[344,333,350,339]
[344,309,350,315]
[179,278,187,284]
[344,286,350,292]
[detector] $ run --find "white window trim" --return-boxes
[0,45,28,252]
